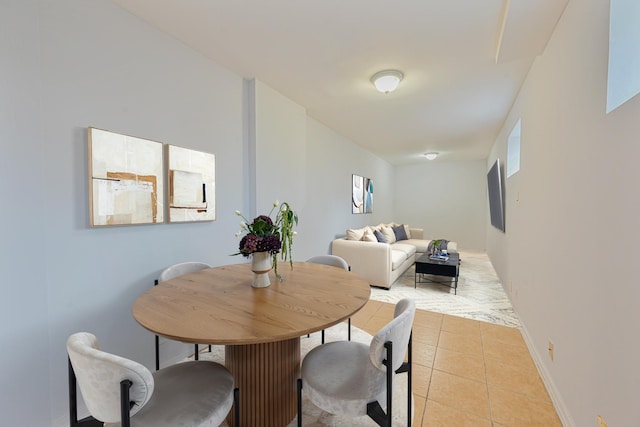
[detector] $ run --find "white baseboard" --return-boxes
[519,323,574,426]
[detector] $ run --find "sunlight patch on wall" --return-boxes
[607,0,640,113]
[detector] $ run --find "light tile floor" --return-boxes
[351,299,562,426]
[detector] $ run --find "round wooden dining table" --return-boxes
[132,261,371,427]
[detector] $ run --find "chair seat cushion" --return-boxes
[302,341,386,417]
[105,361,234,427]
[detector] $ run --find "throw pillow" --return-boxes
[362,227,377,242]
[392,224,408,241]
[373,229,387,243]
[381,225,396,243]
[346,227,365,241]
[403,224,411,239]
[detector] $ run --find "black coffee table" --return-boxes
[415,252,460,294]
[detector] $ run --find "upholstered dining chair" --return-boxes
[155,262,211,370]
[67,332,239,427]
[306,255,351,343]
[297,298,415,427]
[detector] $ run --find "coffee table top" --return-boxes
[416,252,460,266]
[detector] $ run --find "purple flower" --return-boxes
[238,233,281,256]
[239,234,259,256]
[233,203,297,274]
[257,234,282,253]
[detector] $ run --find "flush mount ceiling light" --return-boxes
[371,69,404,93]
[424,152,438,160]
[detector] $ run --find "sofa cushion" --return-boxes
[391,243,417,259]
[405,238,430,253]
[404,225,412,238]
[392,224,408,241]
[346,228,366,241]
[380,226,396,243]
[373,229,387,243]
[362,227,377,242]
[390,249,408,270]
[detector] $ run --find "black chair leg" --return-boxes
[155,335,160,371]
[154,279,161,371]
[297,378,303,427]
[366,341,394,427]
[407,334,412,422]
[348,318,351,341]
[394,332,413,425]
[194,344,199,360]
[385,341,393,427]
[120,380,133,427]
[321,329,325,344]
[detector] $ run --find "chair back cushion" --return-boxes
[306,255,350,270]
[67,332,154,423]
[369,299,416,372]
[158,262,211,282]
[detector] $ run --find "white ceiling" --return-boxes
[110,0,568,165]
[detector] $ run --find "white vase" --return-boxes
[251,251,272,288]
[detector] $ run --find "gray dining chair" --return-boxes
[297,298,415,427]
[67,332,238,427]
[306,255,351,343]
[155,262,211,370]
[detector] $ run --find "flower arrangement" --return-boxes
[234,201,298,278]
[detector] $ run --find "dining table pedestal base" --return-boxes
[225,337,301,427]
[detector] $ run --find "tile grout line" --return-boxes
[480,328,496,426]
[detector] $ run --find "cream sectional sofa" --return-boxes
[331,223,457,289]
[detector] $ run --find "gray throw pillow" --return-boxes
[373,229,387,243]
[392,224,408,241]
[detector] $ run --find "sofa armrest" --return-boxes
[409,228,424,239]
[331,238,392,286]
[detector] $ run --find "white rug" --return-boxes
[370,250,520,327]
[194,324,412,426]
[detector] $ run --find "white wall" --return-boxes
[1,2,400,425]
[249,78,396,259]
[395,161,487,249]
[252,79,307,213]
[301,117,396,258]
[2,0,246,424]
[487,0,640,425]
[0,1,50,426]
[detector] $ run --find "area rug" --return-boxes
[370,250,520,327]
[193,324,412,426]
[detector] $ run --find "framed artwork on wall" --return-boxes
[352,174,364,213]
[88,127,164,227]
[352,174,373,214]
[166,145,216,222]
[364,177,374,213]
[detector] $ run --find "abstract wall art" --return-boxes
[352,174,364,213]
[364,176,374,213]
[352,174,373,214]
[166,145,215,222]
[88,127,164,227]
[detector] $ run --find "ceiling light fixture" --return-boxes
[371,70,404,94]
[424,152,438,160]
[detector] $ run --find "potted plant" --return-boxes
[234,201,298,284]
[431,239,442,255]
